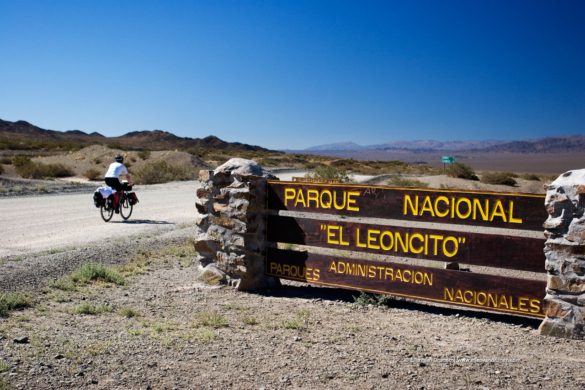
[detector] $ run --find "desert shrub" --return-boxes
[305,165,349,182]
[15,158,73,179]
[134,161,193,184]
[12,156,31,167]
[521,173,541,181]
[84,168,102,181]
[137,150,151,160]
[446,163,478,180]
[481,172,517,186]
[0,157,12,165]
[0,164,3,175]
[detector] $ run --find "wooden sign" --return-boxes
[266,248,546,318]
[267,181,546,231]
[267,215,546,273]
[264,180,547,319]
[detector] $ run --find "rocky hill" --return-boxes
[0,119,270,152]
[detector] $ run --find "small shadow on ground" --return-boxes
[111,219,173,225]
[263,284,542,329]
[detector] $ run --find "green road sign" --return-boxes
[441,156,455,164]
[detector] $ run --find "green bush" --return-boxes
[481,172,517,186]
[446,163,478,180]
[0,157,12,165]
[305,165,349,182]
[15,159,73,179]
[0,292,32,317]
[134,161,193,184]
[84,168,102,181]
[70,263,126,286]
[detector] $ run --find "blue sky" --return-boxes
[0,0,583,149]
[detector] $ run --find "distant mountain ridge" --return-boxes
[306,136,585,153]
[0,119,270,152]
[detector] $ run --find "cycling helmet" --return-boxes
[114,154,124,163]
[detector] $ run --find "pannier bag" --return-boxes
[93,186,114,208]
[92,191,103,208]
[128,192,139,205]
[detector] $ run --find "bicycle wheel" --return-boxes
[120,193,133,220]
[100,203,114,222]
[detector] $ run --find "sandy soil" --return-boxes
[0,169,579,389]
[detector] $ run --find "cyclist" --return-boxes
[104,154,133,211]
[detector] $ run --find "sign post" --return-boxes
[441,155,455,172]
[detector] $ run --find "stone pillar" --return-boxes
[194,158,280,291]
[539,169,585,339]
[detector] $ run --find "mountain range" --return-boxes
[0,119,270,152]
[304,136,585,153]
[2,118,584,155]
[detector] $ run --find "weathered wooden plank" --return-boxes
[265,248,546,318]
[267,181,546,231]
[267,216,546,273]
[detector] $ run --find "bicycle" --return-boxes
[100,189,133,222]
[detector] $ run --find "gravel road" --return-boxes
[0,181,198,258]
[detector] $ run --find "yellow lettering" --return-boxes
[306,189,319,208]
[409,233,424,254]
[442,236,459,257]
[284,188,296,206]
[333,191,347,210]
[347,191,360,211]
[518,297,529,312]
[367,229,381,249]
[380,231,393,251]
[498,295,509,309]
[326,225,340,245]
[455,289,464,302]
[395,269,403,282]
[294,190,306,207]
[312,268,320,281]
[455,197,472,219]
[434,196,450,217]
[403,194,418,216]
[420,196,435,216]
[490,200,507,222]
[328,261,337,273]
[320,190,332,208]
[508,201,523,224]
[444,287,454,301]
[356,228,367,248]
[476,292,487,306]
[530,299,541,314]
[472,198,489,221]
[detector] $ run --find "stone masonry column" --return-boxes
[194,158,280,291]
[539,169,585,339]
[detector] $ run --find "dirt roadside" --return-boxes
[1,227,584,390]
[1,173,583,389]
